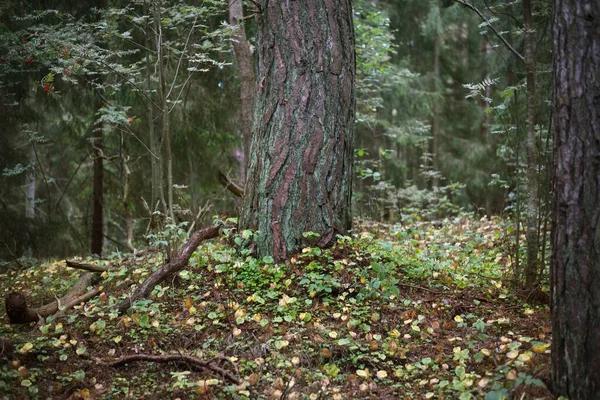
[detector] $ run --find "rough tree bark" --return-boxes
[228,0,256,179]
[551,0,600,397]
[240,0,356,261]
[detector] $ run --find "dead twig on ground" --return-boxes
[91,353,241,384]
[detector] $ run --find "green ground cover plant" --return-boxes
[0,216,551,399]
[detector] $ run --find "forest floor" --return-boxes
[0,216,553,399]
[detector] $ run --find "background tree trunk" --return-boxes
[91,123,103,256]
[522,0,539,288]
[25,145,36,220]
[432,32,440,188]
[154,1,175,223]
[551,0,600,397]
[241,0,355,261]
[228,0,255,180]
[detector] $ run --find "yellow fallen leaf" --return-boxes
[376,370,388,379]
[507,350,519,359]
[356,369,370,378]
[506,369,517,380]
[532,342,551,354]
[19,343,33,354]
[518,351,532,362]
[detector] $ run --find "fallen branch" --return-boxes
[52,288,101,320]
[92,353,241,384]
[5,272,100,324]
[398,282,443,294]
[115,223,222,314]
[217,171,244,198]
[65,260,117,273]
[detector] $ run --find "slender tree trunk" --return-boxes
[551,0,600,397]
[91,124,103,256]
[90,0,108,257]
[522,0,539,288]
[122,155,135,252]
[241,0,355,261]
[25,145,35,220]
[228,0,256,180]
[154,1,174,222]
[145,1,160,209]
[432,33,440,188]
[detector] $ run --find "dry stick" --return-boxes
[5,272,100,324]
[65,260,117,273]
[397,282,442,294]
[93,353,241,384]
[52,288,100,320]
[217,171,245,198]
[453,0,525,63]
[115,224,221,314]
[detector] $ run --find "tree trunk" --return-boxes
[122,155,135,252]
[522,0,539,288]
[551,0,600,397]
[91,123,103,256]
[551,0,600,400]
[432,33,440,188]
[240,0,355,261]
[90,0,107,257]
[228,0,256,180]
[154,1,174,223]
[145,1,161,210]
[25,145,36,220]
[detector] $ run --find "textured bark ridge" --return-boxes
[551,0,600,397]
[241,0,355,261]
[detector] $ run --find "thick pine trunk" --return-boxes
[551,0,600,397]
[241,0,355,261]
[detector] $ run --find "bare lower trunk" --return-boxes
[122,156,135,252]
[154,2,169,219]
[91,127,103,256]
[551,0,600,397]
[228,0,256,180]
[522,0,539,288]
[25,145,36,219]
[432,33,440,188]
[241,0,355,261]
[145,6,161,209]
[155,3,174,223]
